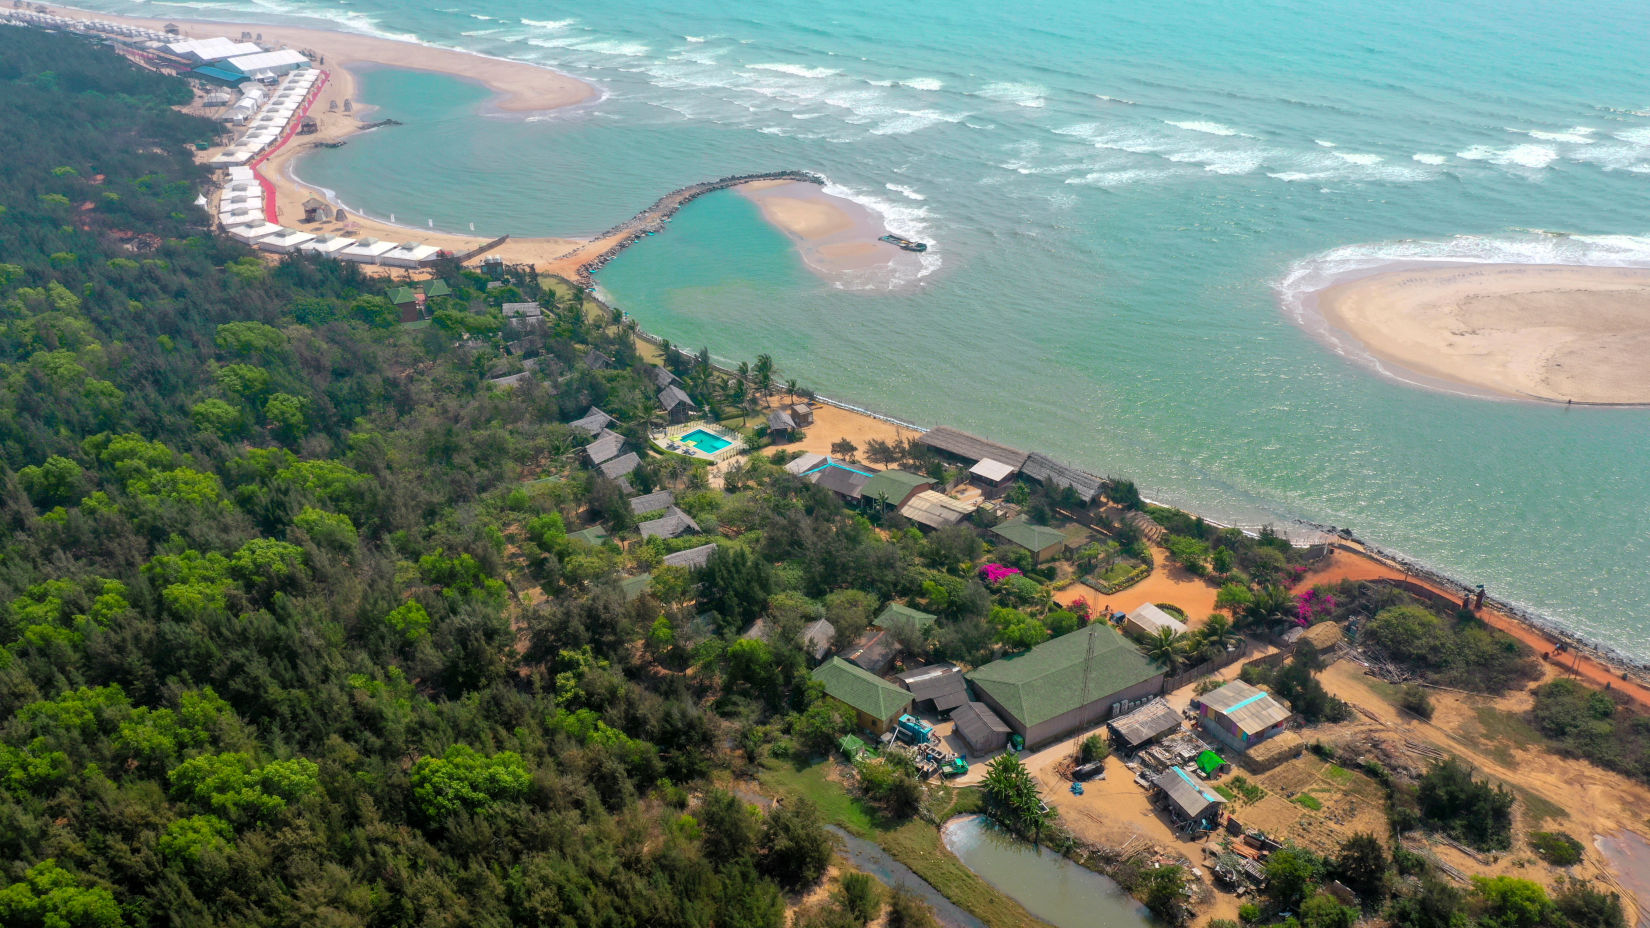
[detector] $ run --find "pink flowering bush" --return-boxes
[979,563,1021,584]
[1295,588,1338,625]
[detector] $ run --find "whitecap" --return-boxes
[979,82,1047,108]
[1166,149,1263,175]
[902,77,944,91]
[1166,119,1242,136]
[1412,153,1448,165]
[1315,139,1337,148]
[1066,168,1179,187]
[684,35,707,43]
[885,183,927,200]
[749,63,840,79]
[1332,151,1383,165]
[520,17,573,29]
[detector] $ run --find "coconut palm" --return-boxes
[1243,583,1297,634]
[1143,627,1189,673]
[1194,614,1241,661]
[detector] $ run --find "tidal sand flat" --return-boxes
[738,180,924,286]
[1314,263,1650,404]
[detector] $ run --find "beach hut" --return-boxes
[658,385,697,424]
[767,407,797,441]
[301,197,331,223]
[970,457,1018,491]
[583,429,626,466]
[899,490,975,529]
[627,490,675,516]
[568,407,614,435]
[638,506,701,540]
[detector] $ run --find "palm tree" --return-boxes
[1195,614,1241,661]
[1143,627,1189,673]
[1245,584,1298,635]
[753,354,774,403]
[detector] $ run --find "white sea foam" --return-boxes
[1412,153,1448,164]
[1457,143,1558,169]
[1513,126,1596,144]
[901,77,944,91]
[1277,232,1650,320]
[1166,119,1243,136]
[1315,139,1337,148]
[1095,95,1136,105]
[749,63,840,79]
[1613,126,1650,145]
[684,35,707,43]
[1167,148,1263,175]
[1332,151,1383,165]
[979,82,1047,108]
[520,17,573,29]
[885,183,927,200]
[1066,168,1180,187]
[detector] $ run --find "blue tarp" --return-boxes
[193,66,247,84]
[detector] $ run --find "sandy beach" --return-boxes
[1314,263,1650,405]
[739,180,925,284]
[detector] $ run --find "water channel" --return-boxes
[825,826,987,928]
[1592,830,1650,928]
[940,815,1154,928]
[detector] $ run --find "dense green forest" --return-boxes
[0,28,872,927]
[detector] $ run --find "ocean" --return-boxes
[82,0,1650,659]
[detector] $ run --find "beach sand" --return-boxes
[1314,263,1650,405]
[739,180,923,284]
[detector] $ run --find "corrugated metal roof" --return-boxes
[968,623,1161,728]
[991,516,1067,553]
[1107,698,1182,749]
[970,458,1017,482]
[1021,452,1106,502]
[1201,680,1292,736]
[952,701,1012,751]
[1153,766,1223,820]
[896,664,966,703]
[899,490,975,528]
[1126,603,1188,638]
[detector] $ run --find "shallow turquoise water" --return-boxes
[74,0,1650,660]
[680,428,733,454]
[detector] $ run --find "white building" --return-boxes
[258,229,318,253]
[225,49,310,81]
[165,37,262,62]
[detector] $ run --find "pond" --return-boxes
[825,826,986,928]
[1593,830,1650,928]
[941,815,1154,928]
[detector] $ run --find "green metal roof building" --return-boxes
[858,470,932,510]
[873,602,937,638]
[990,516,1069,563]
[967,623,1164,749]
[813,657,912,734]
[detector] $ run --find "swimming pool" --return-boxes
[679,428,733,454]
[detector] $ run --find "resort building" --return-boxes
[801,458,877,502]
[841,627,900,676]
[859,470,933,511]
[628,490,675,516]
[583,429,626,466]
[950,701,1013,754]
[638,506,701,540]
[658,385,697,424]
[1123,603,1189,640]
[1195,681,1292,754]
[812,658,912,735]
[969,458,1017,492]
[899,490,976,529]
[1105,698,1184,755]
[800,618,836,663]
[568,407,615,435]
[1152,766,1225,832]
[967,623,1164,750]
[895,664,969,715]
[990,516,1068,564]
[874,603,937,641]
[598,452,641,482]
[663,543,717,570]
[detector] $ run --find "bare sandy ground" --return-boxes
[1314,263,1650,405]
[739,180,924,283]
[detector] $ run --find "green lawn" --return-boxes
[759,760,1049,928]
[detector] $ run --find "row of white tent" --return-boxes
[208,69,320,165]
[1,10,172,42]
[225,220,443,267]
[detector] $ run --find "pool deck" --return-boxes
[651,420,745,463]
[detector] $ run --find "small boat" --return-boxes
[879,233,928,252]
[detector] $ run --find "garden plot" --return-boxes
[1223,756,1388,856]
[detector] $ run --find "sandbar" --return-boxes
[738,180,924,285]
[1313,263,1650,405]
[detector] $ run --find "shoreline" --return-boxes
[1297,260,1650,407]
[737,180,926,287]
[39,4,1650,686]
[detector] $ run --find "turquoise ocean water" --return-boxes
[82,0,1650,659]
